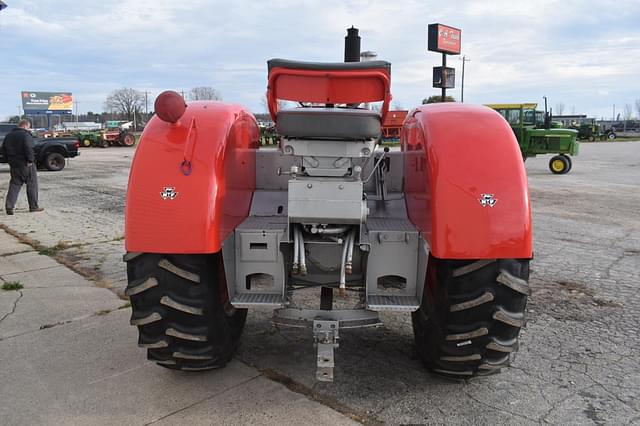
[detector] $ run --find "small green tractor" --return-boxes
[486,103,579,174]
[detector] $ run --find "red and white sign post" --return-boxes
[428,23,462,102]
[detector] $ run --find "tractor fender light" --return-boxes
[155,91,186,123]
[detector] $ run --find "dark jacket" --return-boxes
[1,128,35,168]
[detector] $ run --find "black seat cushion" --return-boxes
[268,59,391,73]
[276,107,381,139]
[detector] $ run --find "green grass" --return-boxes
[38,240,74,256]
[2,281,24,291]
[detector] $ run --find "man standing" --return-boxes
[2,120,44,215]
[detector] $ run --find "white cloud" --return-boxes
[1,0,639,119]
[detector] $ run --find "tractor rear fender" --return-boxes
[125,102,260,254]
[403,103,532,259]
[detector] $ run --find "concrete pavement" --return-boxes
[0,229,358,425]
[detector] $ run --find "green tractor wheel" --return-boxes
[549,155,570,174]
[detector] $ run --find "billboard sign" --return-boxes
[433,67,456,88]
[21,91,73,114]
[428,23,461,55]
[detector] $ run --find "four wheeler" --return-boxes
[486,103,579,174]
[124,40,532,381]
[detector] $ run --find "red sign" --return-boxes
[428,23,461,55]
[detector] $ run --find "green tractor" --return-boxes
[570,119,608,142]
[486,103,579,174]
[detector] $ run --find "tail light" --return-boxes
[155,91,187,123]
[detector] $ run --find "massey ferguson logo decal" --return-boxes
[160,187,178,200]
[479,194,497,207]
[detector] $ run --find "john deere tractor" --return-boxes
[486,103,579,174]
[123,30,532,381]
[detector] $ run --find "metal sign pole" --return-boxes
[441,53,447,102]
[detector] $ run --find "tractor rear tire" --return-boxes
[549,155,570,174]
[125,253,247,371]
[412,256,530,379]
[562,155,573,172]
[83,139,92,147]
[100,139,109,148]
[121,132,136,147]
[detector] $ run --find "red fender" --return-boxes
[403,103,532,259]
[125,102,259,254]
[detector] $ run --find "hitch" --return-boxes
[273,308,381,382]
[313,320,339,381]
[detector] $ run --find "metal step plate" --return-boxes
[231,293,284,308]
[367,295,420,312]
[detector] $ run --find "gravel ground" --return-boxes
[1,142,638,425]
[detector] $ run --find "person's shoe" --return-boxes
[29,207,44,213]
[6,208,14,215]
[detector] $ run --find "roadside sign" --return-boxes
[433,67,456,88]
[21,91,73,114]
[428,24,461,55]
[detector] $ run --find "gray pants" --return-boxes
[5,164,39,210]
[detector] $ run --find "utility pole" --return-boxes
[17,106,22,120]
[180,90,186,100]
[74,100,79,126]
[459,55,470,103]
[144,91,149,117]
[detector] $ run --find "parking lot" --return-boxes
[1,141,639,425]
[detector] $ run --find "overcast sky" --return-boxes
[1,0,639,121]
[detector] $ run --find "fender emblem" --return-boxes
[160,187,178,200]
[479,194,497,208]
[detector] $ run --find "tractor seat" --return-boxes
[276,107,381,140]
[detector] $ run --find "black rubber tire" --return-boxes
[608,132,616,140]
[44,152,66,171]
[125,252,247,371]
[100,139,109,148]
[412,256,530,379]
[82,139,92,147]
[562,154,573,172]
[549,155,570,174]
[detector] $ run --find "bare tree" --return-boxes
[189,87,221,101]
[104,88,144,121]
[260,94,286,114]
[555,102,565,115]
[635,99,640,119]
[623,104,633,120]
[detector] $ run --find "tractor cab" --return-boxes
[486,103,579,174]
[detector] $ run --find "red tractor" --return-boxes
[124,35,531,381]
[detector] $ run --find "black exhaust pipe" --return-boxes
[344,26,361,62]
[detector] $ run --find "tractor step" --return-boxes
[366,295,420,311]
[231,293,284,308]
[225,215,287,309]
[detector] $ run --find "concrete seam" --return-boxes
[143,375,261,425]
[0,290,23,324]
